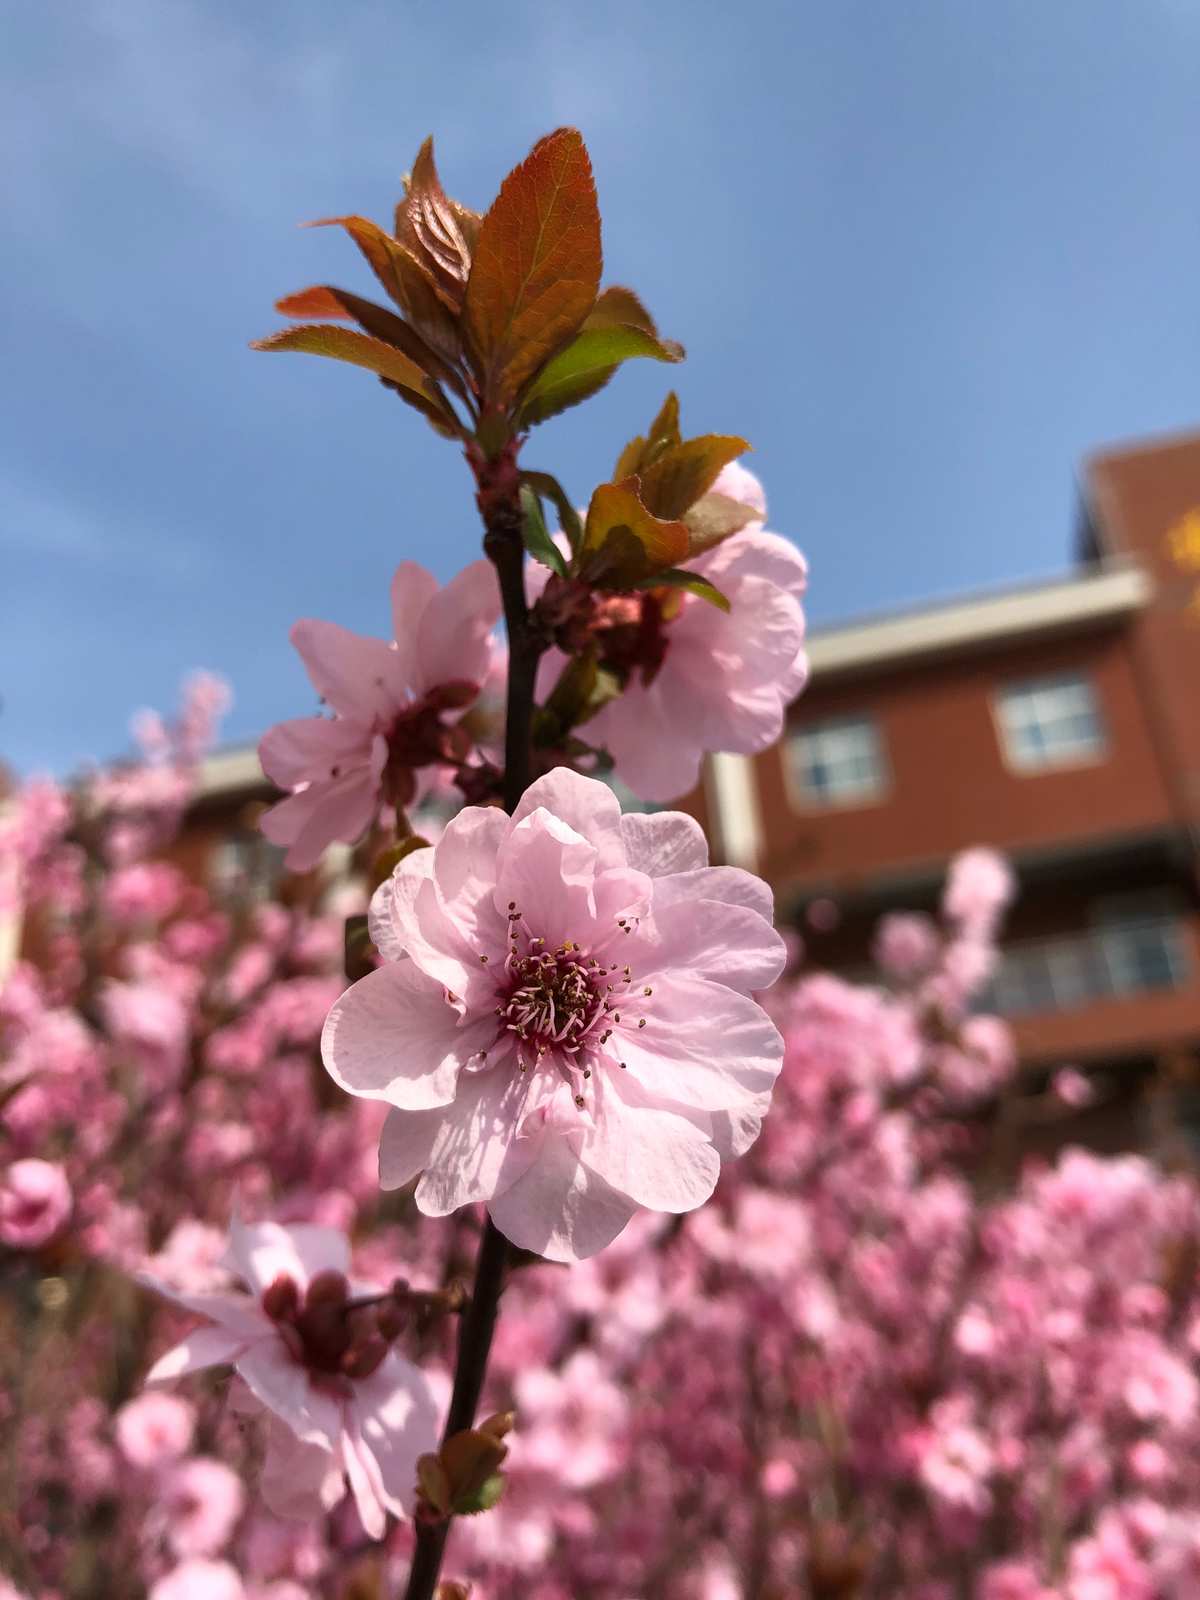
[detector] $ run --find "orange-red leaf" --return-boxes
[636,435,750,521]
[464,128,602,404]
[275,285,468,401]
[395,137,473,312]
[306,215,462,363]
[251,321,461,433]
[580,478,689,587]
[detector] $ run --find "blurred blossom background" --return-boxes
[6,2,1200,1597]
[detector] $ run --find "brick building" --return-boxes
[697,429,1200,1135]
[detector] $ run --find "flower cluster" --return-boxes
[6,706,1200,1597]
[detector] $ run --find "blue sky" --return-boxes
[3,0,1198,773]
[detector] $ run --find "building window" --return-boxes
[995,673,1105,771]
[987,914,1188,1019]
[787,715,887,809]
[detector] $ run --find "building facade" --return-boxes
[699,429,1200,1137]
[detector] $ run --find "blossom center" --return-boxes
[488,907,652,1100]
[261,1269,393,1387]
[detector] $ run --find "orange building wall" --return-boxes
[753,623,1176,899]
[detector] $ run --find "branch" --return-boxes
[401,442,545,1600]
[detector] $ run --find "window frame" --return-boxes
[992,670,1107,775]
[784,712,890,813]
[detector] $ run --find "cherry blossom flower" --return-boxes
[0,1158,72,1249]
[141,1216,440,1537]
[323,767,786,1260]
[148,1560,245,1600]
[160,1457,245,1558]
[513,1349,629,1489]
[573,463,808,802]
[259,560,500,871]
[115,1392,196,1468]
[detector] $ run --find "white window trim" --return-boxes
[784,713,890,813]
[991,672,1107,776]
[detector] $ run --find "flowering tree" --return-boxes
[5,128,1200,1600]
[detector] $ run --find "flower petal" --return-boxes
[258,715,374,790]
[412,1062,536,1215]
[638,897,786,993]
[223,1216,351,1296]
[146,1327,253,1386]
[414,559,501,695]
[488,1133,636,1263]
[615,971,783,1112]
[651,865,774,924]
[511,768,626,873]
[389,561,440,688]
[291,618,411,723]
[619,810,708,878]
[582,1070,719,1214]
[494,808,599,949]
[367,847,435,963]
[236,1341,342,1450]
[347,1351,441,1525]
[323,962,489,1109]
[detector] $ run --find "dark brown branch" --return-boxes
[401,446,545,1600]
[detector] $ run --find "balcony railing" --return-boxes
[986,916,1190,1019]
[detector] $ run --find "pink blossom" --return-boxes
[148,1560,245,1600]
[115,1392,196,1468]
[0,1158,71,1248]
[161,1457,245,1557]
[532,465,807,803]
[514,1350,629,1489]
[323,768,785,1260]
[259,560,500,871]
[586,468,806,801]
[874,912,941,982]
[142,1216,439,1538]
[942,848,1015,936]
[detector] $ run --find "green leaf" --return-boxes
[455,1472,506,1517]
[519,485,568,577]
[584,284,661,334]
[536,651,623,742]
[464,128,602,405]
[517,323,684,428]
[637,434,750,520]
[633,567,731,611]
[520,470,584,556]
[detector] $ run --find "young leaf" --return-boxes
[517,323,684,428]
[307,215,462,363]
[633,568,731,611]
[519,485,568,577]
[520,470,585,556]
[537,651,623,741]
[251,322,429,389]
[464,128,602,405]
[585,284,660,334]
[455,1473,506,1517]
[251,325,461,434]
[637,435,750,520]
[580,479,689,586]
[683,490,762,554]
[394,137,473,312]
[275,285,469,402]
[614,390,683,479]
